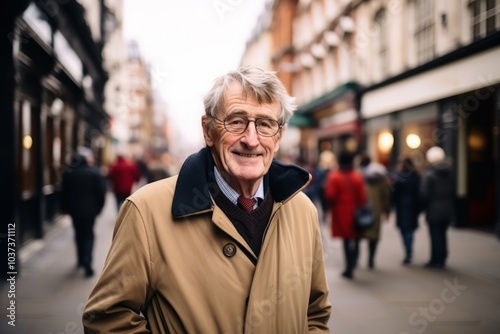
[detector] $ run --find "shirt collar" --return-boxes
[214,166,264,206]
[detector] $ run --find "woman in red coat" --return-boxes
[108,154,141,211]
[324,151,367,279]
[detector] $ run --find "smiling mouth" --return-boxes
[236,152,258,158]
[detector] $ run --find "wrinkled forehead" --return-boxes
[221,82,281,118]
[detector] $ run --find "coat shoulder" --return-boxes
[128,176,177,209]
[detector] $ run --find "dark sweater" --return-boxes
[212,185,273,257]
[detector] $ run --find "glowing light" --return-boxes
[406,133,421,149]
[23,135,33,149]
[378,131,393,153]
[468,132,486,150]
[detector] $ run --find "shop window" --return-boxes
[469,0,500,39]
[53,137,62,182]
[466,93,495,225]
[44,115,63,186]
[59,119,68,180]
[44,116,54,186]
[400,121,436,171]
[19,101,38,196]
[376,130,393,166]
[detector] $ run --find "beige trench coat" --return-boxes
[83,150,331,333]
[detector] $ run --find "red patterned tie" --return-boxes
[237,196,256,212]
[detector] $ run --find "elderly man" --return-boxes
[83,67,331,333]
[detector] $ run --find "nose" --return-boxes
[240,121,260,148]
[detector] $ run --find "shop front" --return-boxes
[289,82,362,163]
[364,102,440,171]
[361,45,500,231]
[450,87,499,229]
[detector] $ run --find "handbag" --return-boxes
[342,174,374,231]
[354,204,374,231]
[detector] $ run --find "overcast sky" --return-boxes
[123,0,268,158]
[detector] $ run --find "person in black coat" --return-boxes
[61,150,106,277]
[420,146,454,269]
[392,157,421,265]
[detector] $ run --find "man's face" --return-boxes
[202,83,283,193]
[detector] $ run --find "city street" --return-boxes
[1,192,500,334]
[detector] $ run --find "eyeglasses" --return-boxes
[212,114,282,137]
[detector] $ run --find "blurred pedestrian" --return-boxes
[299,151,336,222]
[107,153,141,211]
[324,151,367,279]
[83,66,331,332]
[392,156,421,265]
[316,150,337,222]
[421,146,454,269]
[160,152,179,176]
[146,155,171,183]
[134,156,150,186]
[358,153,391,270]
[61,148,106,277]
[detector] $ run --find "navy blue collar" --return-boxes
[171,147,310,218]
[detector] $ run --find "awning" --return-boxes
[296,82,361,115]
[289,82,361,128]
[288,114,317,127]
[316,119,358,139]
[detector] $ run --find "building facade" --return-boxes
[356,0,500,230]
[291,0,363,164]
[1,0,111,277]
[242,0,500,231]
[240,0,274,70]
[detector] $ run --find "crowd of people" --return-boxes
[303,145,454,279]
[63,143,455,283]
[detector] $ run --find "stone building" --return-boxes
[242,0,500,231]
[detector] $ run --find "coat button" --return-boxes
[223,243,237,257]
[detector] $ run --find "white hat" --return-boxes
[426,146,445,164]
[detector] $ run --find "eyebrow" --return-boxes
[227,110,277,120]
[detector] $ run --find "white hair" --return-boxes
[77,146,93,159]
[203,66,297,125]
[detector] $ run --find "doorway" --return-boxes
[466,91,497,227]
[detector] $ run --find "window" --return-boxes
[415,0,435,64]
[374,8,389,78]
[470,0,500,39]
[340,34,354,82]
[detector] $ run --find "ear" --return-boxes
[202,115,214,147]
